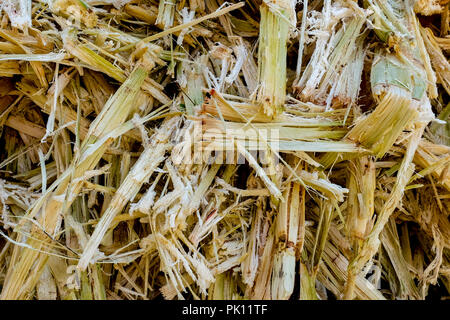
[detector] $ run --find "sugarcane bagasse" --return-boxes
[0,0,448,300]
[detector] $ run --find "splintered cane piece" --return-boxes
[257,0,296,117]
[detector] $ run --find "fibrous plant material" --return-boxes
[293,0,367,111]
[0,0,448,301]
[155,0,176,30]
[257,0,296,117]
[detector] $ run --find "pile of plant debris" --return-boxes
[0,0,448,300]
